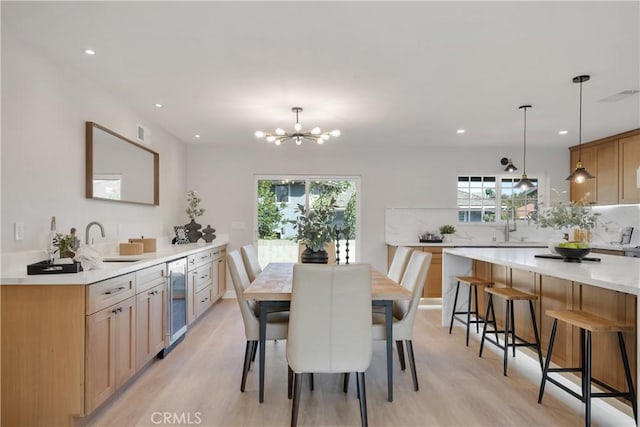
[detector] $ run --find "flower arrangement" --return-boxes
[290,198,337,252]
[185,190,205,219]
[537,190,600,231]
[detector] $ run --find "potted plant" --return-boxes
[439,224,456,242]
[290,197,337,263]
[52,233,76,259]
[185,190,206,243]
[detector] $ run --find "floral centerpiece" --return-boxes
[537,190,600,243]
[290,197,337,263]
[52,233,76,259]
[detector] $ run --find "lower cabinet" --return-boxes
[136,282,166,370]
[196,285,213,317]
[85,296,136,414]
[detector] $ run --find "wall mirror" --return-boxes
[86,122,159,205]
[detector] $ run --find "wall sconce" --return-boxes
[500,157,517,172]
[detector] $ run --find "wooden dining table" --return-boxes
[243,262,411,403]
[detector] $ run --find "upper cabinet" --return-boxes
[619,134,640,204]
[569,129,640,205]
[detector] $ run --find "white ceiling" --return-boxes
[3,1,639,148]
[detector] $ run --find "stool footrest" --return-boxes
[547,367,582,373]
[452,315,483,325]
[543,371,635,405]
[545,377,583,401]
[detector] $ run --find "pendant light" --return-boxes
[566,75,595,183]
[515,105,534,190]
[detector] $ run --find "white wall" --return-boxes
[187,142,569,271]
[1,34,188,262]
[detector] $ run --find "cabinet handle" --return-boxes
[201,297,209,303]
[200,274,208,279]
[111,307,123,314]
[149,290,158,295]
[104,286,126,295]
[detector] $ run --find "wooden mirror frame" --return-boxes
[86,122,159,206]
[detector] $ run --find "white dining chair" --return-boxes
[387,246,413,283]
[241,244,262,282]
[374,250,432,391]
[227,250,289,393]
[287,264,372,427]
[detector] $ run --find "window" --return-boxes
[458,175,539,223]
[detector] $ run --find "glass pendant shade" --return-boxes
[566,75,595,183]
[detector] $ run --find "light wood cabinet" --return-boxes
[85,295,136,414]
[136,282,166,370]
[196,285,213,317]
[569,128,639,205]
[619,134,640,204]
[187,246,226,325]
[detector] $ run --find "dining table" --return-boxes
[243,262,411,403]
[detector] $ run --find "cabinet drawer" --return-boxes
[187,250,212,270]
[211,246,226,261]
[135,264,166,294]
[87,273,136,314]
[196,285,213,317]
[193,264,212,292]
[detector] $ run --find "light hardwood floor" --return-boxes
[79,300,635,427]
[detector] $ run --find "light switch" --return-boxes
[14,222,24,241]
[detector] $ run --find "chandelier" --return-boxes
[255,107,340,146]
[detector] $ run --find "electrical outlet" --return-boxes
[14,222,24,241]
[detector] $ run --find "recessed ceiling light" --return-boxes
[456,129,465,134]
[154,103,163,108]
[559,130,568,135]
[194,134,201,139]
[84,49,95,55]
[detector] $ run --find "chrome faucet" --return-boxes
[85,221,105,246]
[504,207,517,242]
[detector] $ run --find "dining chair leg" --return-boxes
[356,373,361,400]
[357,372,368,427]
[250,340,257,364]
[241,340,253,392]
[309,373,314,391]
[396,340,406,371]
[288,366,293,399]
[291,373,302,427]
[406,340,419,391]
[343,373,350,393]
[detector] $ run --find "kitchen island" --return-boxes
[442,247,639,407]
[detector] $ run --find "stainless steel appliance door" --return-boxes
[166,258,188,344]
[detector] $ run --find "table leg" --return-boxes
[259,302,267,403]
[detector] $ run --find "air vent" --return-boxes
[137,124,151,145]
[599,90,640,102]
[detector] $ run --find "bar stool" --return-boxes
[478,287,543,376]
[449,276,494,346]
[538,310,637,427]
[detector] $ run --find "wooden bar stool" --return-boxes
[538,310,637,427]
[449,276,493,346]
[478,287,543,376]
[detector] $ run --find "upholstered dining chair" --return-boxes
[241,244,262,282]
[227,250,289,393]
[287,264,372,427]
[387,246,413,283]
[373,250,432,391]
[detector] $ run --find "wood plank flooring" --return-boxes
[78,301,635,426]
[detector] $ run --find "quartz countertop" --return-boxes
[1,238,228,286]
[386,240,548,248]
[443,247,640,296]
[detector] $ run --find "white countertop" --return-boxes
[386,241,548,248]
[443,247,640,296]
[1,238,228,285]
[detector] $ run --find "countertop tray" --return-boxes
[27,260,83,275]
[419,239,443,243]
[534,254,601,262]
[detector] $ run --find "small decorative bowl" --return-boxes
[554,246,591,263]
